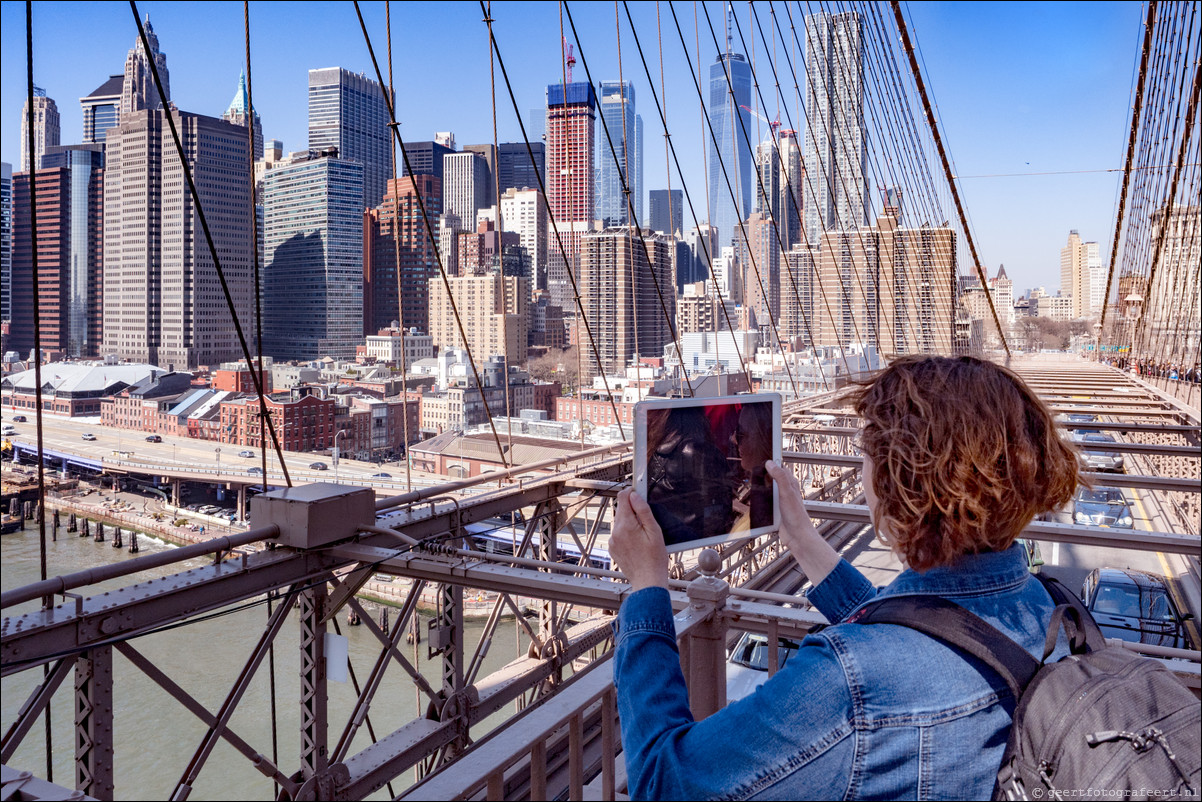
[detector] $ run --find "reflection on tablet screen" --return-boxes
[637,396,779,550]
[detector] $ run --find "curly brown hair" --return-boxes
[851,356,1082,572]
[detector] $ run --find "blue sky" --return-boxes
[1,1,1144,297]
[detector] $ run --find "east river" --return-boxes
[1,524,526,800]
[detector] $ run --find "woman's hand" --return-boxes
[610,488,670,591]
[765,460,841,586]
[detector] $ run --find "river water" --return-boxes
[1,524,530,800]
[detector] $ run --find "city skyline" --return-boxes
[1,1,1143,301]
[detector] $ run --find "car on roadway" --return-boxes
[309,461,328,471]
[81,433,97,441]
[238,450,255,458]
[145,434,162,443]
[1071,486,1134,528]
[372,472,392,479]
[1075,432,1124,472]
[1081,567,1194,649]
[247,467,263,475]
[1059,412,1100,433]
[12,415,26,422]
[726,631,802,702]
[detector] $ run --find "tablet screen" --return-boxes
[634,394,781,552]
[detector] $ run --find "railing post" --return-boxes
[682,549,730,720]
[75,645,114,800]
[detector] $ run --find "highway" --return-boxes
[2,411,453,493]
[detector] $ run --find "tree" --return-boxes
[527,346,580,392]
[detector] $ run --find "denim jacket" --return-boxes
[614,544,1065,800]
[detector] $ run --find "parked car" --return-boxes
[1072,486,1134,528]
[1075,432,1124,472]
[238,450,255,458]
[145,434,162,443]
[12,415,26,422]
[309,461,328,471]
[372,472,392,479]
[726,631,802,702]
[81,433,97,441]
[1081,567,1194,649]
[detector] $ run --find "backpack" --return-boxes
[852,575,1200,801]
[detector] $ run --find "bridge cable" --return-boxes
[890,1,1010,358]
[561,1,695,395]
[126,2,294,486]
[23,0,54,783]
[475,2,630,439]
[351,1,513,468]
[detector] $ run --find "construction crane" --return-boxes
[562,36,576,83]
[740,105,797,138]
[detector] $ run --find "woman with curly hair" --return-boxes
[609,356,1082,800]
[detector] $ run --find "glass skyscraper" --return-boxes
[595,81,643,228]
[308,67,391,210]
[707,50,752,249]
[262,154,365,360]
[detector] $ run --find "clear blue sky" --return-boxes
[1,1,1144,297]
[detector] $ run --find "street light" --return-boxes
[215,447,221,478]
[334,429,346,483]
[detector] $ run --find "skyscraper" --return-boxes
[707,39,752,250]
[11,149,105,357]
[121,15,170,115]
[649,189,683,238]
[1060,230,1099,320]
[500,187,548,291]
[803,10,867,245]
[545,81,596,311]
[80,75,123,145]
[401,140,455,183]
[102,110,254,368]
[755,131,803,250]
[579,227,674,375]
[596,81,639,227]
[363,175,442,336]
[463,144,497,207]
[222,71,263,160]
[308,67,391,209]
[442,151,489,229]
[20,88,60,172]
[497,141,545,195]
[262,152,364,360]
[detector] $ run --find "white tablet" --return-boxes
[633,393,782,553]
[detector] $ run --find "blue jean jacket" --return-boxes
[614,544,1064,800]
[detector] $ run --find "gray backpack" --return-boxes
[854,576,1200,800]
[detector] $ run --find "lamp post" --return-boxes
[215,447,221,479]
[334,429,346,483]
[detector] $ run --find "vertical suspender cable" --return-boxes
[890,1,1009,358]
[25,0,53,782]
[1100,2,1157,347]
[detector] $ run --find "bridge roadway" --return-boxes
[1,353,1199,801]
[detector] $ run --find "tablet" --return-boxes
[633,393,781,552]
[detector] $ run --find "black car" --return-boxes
[309,461,328,471]
[1072,486,1134,528]
[12,415,26,422]
[1081,567,1194,649]
[372,472,392,479]
[1061,412,1100,434]
[145,434,162,443]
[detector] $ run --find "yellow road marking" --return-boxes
[1131,488,1198,649]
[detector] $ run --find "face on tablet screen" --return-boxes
[634,394,781,551]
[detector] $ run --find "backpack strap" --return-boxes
[1035,574,1108,652]
[851,595,1041,702]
